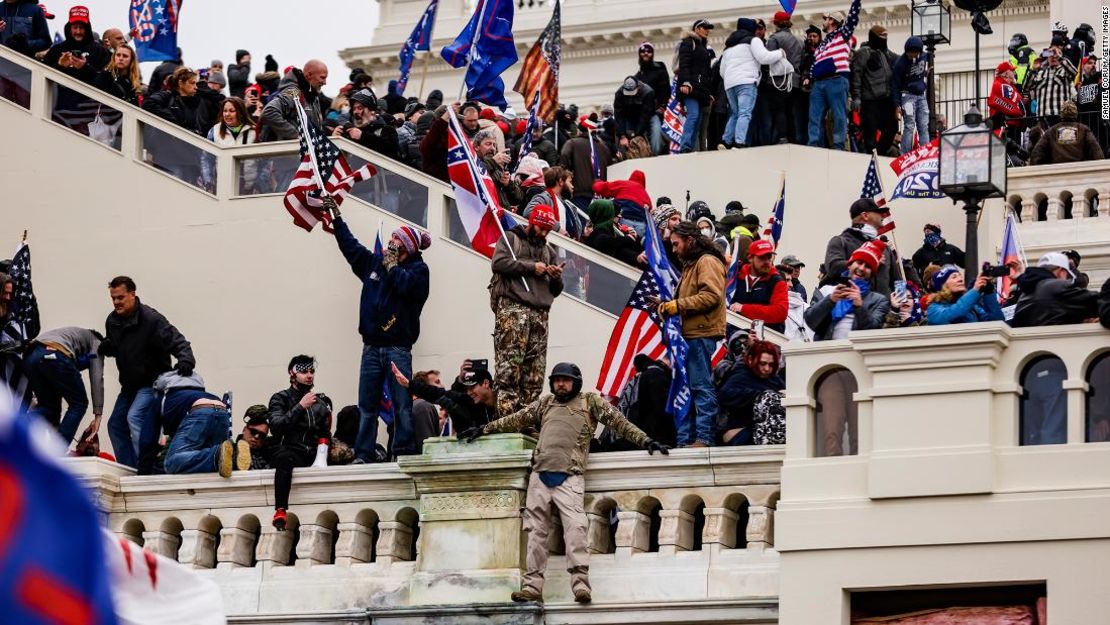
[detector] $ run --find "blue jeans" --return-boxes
[355,345,414,461]
[723,84,758,146]
[900,93,930,153]
[164,406,231,474]
[679,97,702,152]
[24,344,88,445]
[677,338,719,446]
[107,387,159,470]
[808,76,849,149]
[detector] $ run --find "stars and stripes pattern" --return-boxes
[596,270,668,398]
[998,210,1024,304]
[512,0,561,123]
[1,242,38,409]
[515,91,541,165]
[762,180,786,246]
[662,79,685,153]
[284,101,375,233]
[860,154,895,235]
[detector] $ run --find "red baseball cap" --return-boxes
[68,5,89,24]
[748,239,775,258]
[773,11,792,23]
[39,4,55,19]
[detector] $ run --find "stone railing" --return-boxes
[71,435,783,623]
[1007,160,1110,223]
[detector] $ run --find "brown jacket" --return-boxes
[489,226,564,311]
[675,251,727,339]
[1029,121,1104,165]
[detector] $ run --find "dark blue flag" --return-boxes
[397,0,439,95]
[440,0,518,109]
[0,400,118,625]
[643,222,691,423]
[129,0,182,63]
[373,228,397,426]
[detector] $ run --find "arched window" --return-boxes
[814,368,859,457]
[1086,354,1110,442]
[1020,356,1068,446]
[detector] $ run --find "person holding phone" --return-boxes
[804,239,891,341]
[923,265,1004,326]
[43,6,107,84]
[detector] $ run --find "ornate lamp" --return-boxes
[911,0,951,45]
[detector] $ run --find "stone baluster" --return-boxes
[178,528,218,569]
[701,507,740,554]
[1020,200,1035,223]
[142,530,181,560]
[294,523,336,567]
[334,522,375,566]
[656,509,693,555]
[216,526,259,569]
[1046,196,1062,221]
[1072,192,1088,220]
[118,524,144,546]
[614,510,651,556]
[586,512,614,554]
[1099,190,1110,218]
[745,506,774,552]
[256,526,295,570]
[375,521,414,565]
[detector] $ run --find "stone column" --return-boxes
[294,523,335,567]
[216,527,258,569]
[375,521,414,565]
[334,522,375,566]
[702,507,739,555]
[614,510,651,557]
[745,506,774,552]
[586,512,614,554]
[1020,200,1035,223]
[1046,197,1062,221]
[657,509,693,555]
[1099,191,1110,218]
[141,530,181,560]
[256,526,295,571]
[398,434,537,604]
[178,528,218,569]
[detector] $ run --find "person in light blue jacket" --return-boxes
[925,265,1004,325]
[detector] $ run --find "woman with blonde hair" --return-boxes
[94,43,141,105]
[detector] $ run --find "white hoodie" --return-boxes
[720,37,784,90]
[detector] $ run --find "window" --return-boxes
[1086,354,1110,442]
[814,369,859,457]
[1020,356,1067,446]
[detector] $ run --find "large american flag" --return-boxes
[1,242,38,408]
[284,100,375,232]
[860,153,895,235]
[596,270,668,398]
[512,0,561,123]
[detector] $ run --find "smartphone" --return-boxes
[894,280,907,299]
[471,359,489,371]
[830,275,851,287]
[752,320,765,340]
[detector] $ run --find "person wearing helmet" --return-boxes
[1006,33,1034,90]
[460,362,670,604]
[333,88,399,160]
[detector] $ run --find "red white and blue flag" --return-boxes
[998,210,1023,304]
[662,79,685,153]
[373,228,397,426]
[129,0,182,63]
[762,180,786,246]
[890,138,944,200]
[860,153,895,235]
[446,109,515,258]
[515,91,541,165]
[284,100,375,233]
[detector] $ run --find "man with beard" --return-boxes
[259,59,328,142]
[523,166,582,239]
[268,355,333,530]
[459,362,670,604]
[489,205,564,418]
[333,88,400,160]
[475,128,522,211]
[42,6,108,84]
[633,42,669,154]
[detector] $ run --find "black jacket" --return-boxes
[1100,277,1110,330]
[0,0,51,55]
[193,83,226,134]
[409,378,495,434]
[613,82,657,138]
[268,386,333,450]
[676,32,715,104]
[717,365,784,434]
[635,59,671,111]
[584,227,643,267]
[227,61,251,98]
[42,22,109,85]
[102,300,194,391]
[94,70,139,106]
[148,60,183,94]
[911,240,966,277]
[353,118,400,161]
[1011,267,1098,328]
[142,89,202,134]
[823,227,897,295]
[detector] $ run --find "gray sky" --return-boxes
[66,1,379,88]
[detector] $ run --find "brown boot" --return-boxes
[511,589,543,603]
[574,588,592,604]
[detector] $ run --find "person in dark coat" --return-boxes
[850,25,899,155]
[823,199,898,296]
[716,339,784,445]
[142,66,203,133]
[1011,252,1099,328]
[268,355,333,530]
[613,76,656,145]
[634,42,670,154]
[676,19,716,152]
[42,6,108,84]
[583,199,644,267]
[910,224,965,277]
[334,88,400,161]
[227,49,251,98]
[1099,277,1110,331]
[328,198,431,463]
[94,43,141,106]
[0,0,51,56]
[383,79,406,115]
[148,47,183,93]
[259,61,328,142]
[101,276,195,474]
[397,364,497,435]
[605,354,675,450]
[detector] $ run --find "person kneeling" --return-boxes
[157,370,249,478]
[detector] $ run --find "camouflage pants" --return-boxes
[494,299,549,417]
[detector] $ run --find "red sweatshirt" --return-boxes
[592,169,651,208]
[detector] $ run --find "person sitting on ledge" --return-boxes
[155,369,248,478]
[268,355,332,531]
[458,362,670,605]
[235,404,273,470]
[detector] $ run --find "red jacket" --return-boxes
[733,265,789,328]
[988,78,1026,128]
[592,169,651,208]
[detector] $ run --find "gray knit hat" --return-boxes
[652,203,680,229]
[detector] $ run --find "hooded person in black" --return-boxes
[425,88,444,110]
[227,49,251,98]
[0,0,51,56]
[1011,254,1098,328]
[850,25,898,155]
[148,46,183,93]
[42,6,108,85]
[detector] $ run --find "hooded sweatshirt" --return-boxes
[720,18,784,90]
[260,68,322,141]
[43,19,109,84]
[891,38,929,105]
[0,0,51,54]
[593,170,651,227]
[851,29,898,102]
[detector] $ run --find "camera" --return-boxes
[981,262,1010,278]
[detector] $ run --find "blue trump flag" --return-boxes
[642,223,691,423]
[129,0,182,63]
[373,228,396,426]
[397,0,439,95]
[440,0,518,109]
[0,402,118,625]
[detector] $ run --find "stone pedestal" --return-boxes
[397,434,536,605]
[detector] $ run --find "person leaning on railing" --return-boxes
[142,66,202,134]
[94,43,140,106]
[923,265,1004,326]
[42,6,108,85]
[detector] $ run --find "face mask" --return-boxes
[700,227,714,237]
[924,232,942,247]
[859,224,878,239]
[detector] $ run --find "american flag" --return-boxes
[662,79,685,153]
[595,270,668,398]
[762,179,786,246]
[51,88,124,137]
[860,153,895,235]
[512,0,561,123]
[1,242,38,408]
[284,100,375,232]
[515,91,541,166]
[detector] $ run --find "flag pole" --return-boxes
[872,150,906,282]
[418,51,431,101]
[21,230,27,243]
[296,99,327,197]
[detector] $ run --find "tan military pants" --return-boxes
[521,471,590,595]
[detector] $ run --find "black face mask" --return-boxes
[293,381,314,394]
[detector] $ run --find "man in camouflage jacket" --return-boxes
[460,362,670,604]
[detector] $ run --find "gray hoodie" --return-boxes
[34,327,104,414]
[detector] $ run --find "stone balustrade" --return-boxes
[71,435,782,624]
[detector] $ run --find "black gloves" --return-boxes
[645,439,671,455]
[175,361,194,377]
[458,426,485,443]
[96,339,115,357]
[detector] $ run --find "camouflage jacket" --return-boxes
[482,392,650,474]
